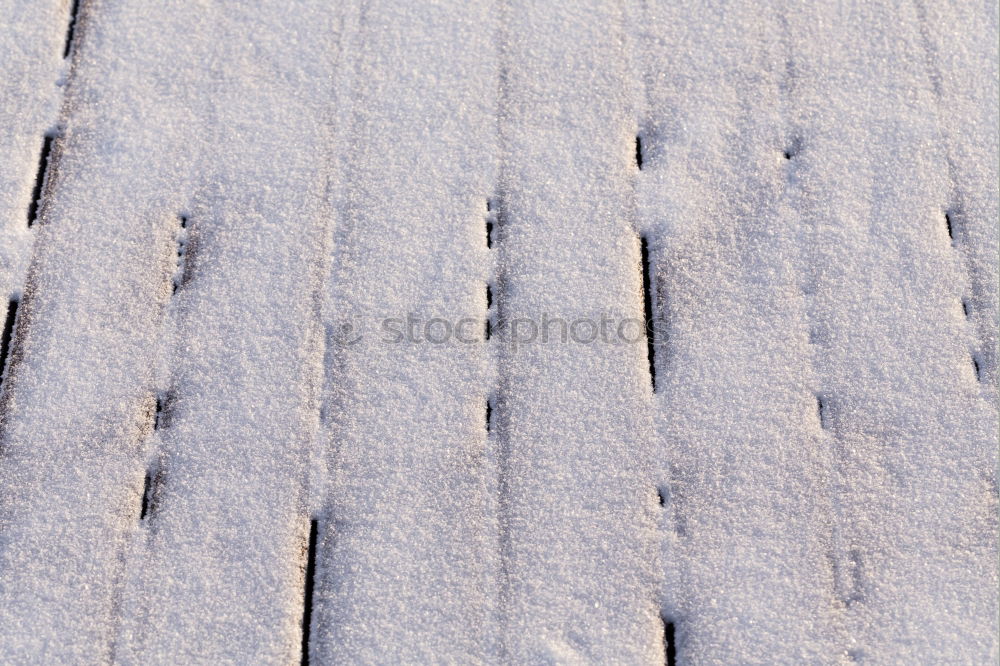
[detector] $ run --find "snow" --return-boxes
[0,0,995,663]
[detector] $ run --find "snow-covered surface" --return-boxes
[0,0,995,663]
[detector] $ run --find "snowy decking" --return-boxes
[0,0,996,663]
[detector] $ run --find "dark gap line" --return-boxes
[944,210,981,381]
[783,135,802,161]
[485,197,495,249]
[301,518,319,666]
[640,236,656,391]
[63,0,82,58]
[27,135,55,227]
[485,283,493,340]
[153,390,175,429]
[816,395,827,428]
[139,471,152,520]
[635,135,644,170]
[656,486,666,507]
[662,616,677,666]
[174,215,190,293]
[0,299,19,387]
[485,398,492,434]
[153,395,166,429]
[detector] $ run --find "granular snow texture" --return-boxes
[0,0,996,663]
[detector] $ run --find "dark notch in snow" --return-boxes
[27,134,55,227]
[656,485,666,507]
[138,466,164,522]
[173,214,190,293]
[635,135,644,170]
[486,197,495,248]
[943,209,955,243]
[942,209,980,380]
[640,236,656,391]
[485,398,492,434]
[63,0,82,58]
[485,283,493,340]
[300,519,319,666]
[662,617,677,666]
[783,135,802,161]
[816,394,828,428]
[139,471,153,520]
[153,395,166,429]
[0,299,19,388]
[153,391,175,430]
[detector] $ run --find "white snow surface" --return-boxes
[0,0,996,663]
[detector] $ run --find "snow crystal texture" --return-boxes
[0,0,996,663]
